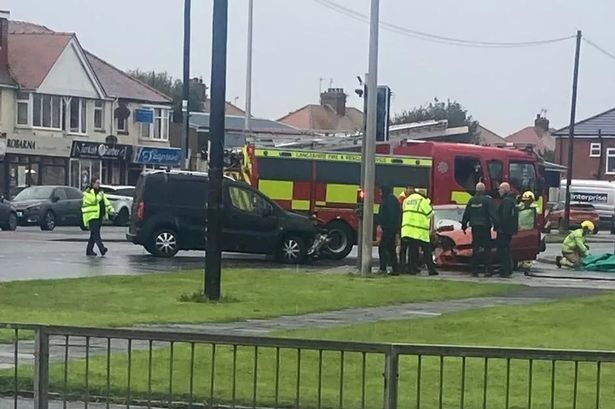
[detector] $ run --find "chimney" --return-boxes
[534,113,550,133]
[0,10,9,69]
[320,88,347,116]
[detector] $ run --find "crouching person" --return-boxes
[556,220,594,269]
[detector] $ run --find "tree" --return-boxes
[128,70,206,122]
[393,98,479,142]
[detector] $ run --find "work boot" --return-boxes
[428,270,439,276]
[86,251,97,257]
[555,256,562,269]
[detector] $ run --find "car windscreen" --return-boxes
[13,187,54,201]
[433,207,465,230]
[571,203,595,210]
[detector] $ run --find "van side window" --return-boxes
[454,157,483,191]
[167,179,207,207]
[509,162,536,193]
[229,185,267,214]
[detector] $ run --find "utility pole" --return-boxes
[244,0,254,139]
[182,0,191,170]
[205,0,228,300]
[562,30,582,232]
[357,73,368,271]
[360,0,380,275]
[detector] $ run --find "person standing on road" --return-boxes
[556,220,594,269]
[495,182,518,277]
[82,177,114,257]
[461,182,497,277]
[377,186,401,275]
[401,189,438,276]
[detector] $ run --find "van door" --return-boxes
[223,183,279,254]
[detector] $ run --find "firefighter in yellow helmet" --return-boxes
[517,191,538,271]
[556,220,594,269]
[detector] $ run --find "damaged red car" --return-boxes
[432,204,544,268]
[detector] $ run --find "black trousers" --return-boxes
[399,238,415,273]
[471,226,493,274]
[496,232,513,276]
[87,219,105,254]
[408,238,437,274]
[378,229,399,273]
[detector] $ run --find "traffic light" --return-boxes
[376,86,391,141]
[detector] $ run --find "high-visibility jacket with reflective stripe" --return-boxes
[81,188,113,226]
[401,193,432,242]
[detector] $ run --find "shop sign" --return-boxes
[4,134,72,157]
[133,146,182,166]
[71,141,131,161]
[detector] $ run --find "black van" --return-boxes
[126,170,320,263]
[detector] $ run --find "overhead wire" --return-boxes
[313,0,575,48]
[583,37,615,63]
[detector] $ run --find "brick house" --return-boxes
[553,108,615,180]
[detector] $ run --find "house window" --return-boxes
[116,116,128,133]
[606,149,615,175]
[154,108,169,140]
[94,100,105,130]
[590,143,601,157]
[16,92,31,126]
[140,108,170,140]
[68,97,87,134]
[32,94,62,129]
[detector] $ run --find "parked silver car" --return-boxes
[100,185,135,226]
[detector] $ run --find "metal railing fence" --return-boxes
[1,323,615,409]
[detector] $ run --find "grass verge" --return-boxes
[0,269,514,328]
[7,286,615,408]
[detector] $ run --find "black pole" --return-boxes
[562,30,582,232]
[205,0,228,300]
[182,0,191,169]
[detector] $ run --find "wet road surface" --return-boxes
[1,227,615,282]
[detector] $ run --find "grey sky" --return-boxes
[6,0,615,135]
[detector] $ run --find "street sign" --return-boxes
[376,85,391,141]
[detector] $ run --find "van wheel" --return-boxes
[277,235,307,264]
[150,229,179,257]
[322,221,354,260]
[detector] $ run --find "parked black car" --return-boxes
[127,170,320,263]
[0,194,18,231]
[12,186,83,231]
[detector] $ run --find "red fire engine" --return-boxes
[238,141,546,263]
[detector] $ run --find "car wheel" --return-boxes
[277,235,307,264]
[40,211,55,231]
[322,221,354,260]
[7,213,17,231]
[114,208,130,226]
[610,222,615,235]
[151,229,179,257]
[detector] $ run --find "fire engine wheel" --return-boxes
[322,222,354,260]
[277,235,307,264]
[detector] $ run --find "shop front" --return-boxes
[70,141,132,190]
[129,146,182,185]
[0,133,71,198]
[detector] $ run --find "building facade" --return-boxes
[553,108,615,181]
[0,16,178,197]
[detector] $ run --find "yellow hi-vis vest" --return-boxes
[401,193,433,242]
